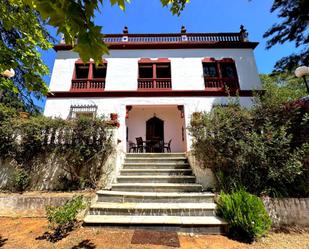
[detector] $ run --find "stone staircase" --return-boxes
[84,153,227,234]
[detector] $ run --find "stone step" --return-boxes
[123,163,190,170]
[125,157,187,164]
[97,191,215,203]
[120,169,193,176]
[89,202,216,216]
[117,175,196,184]
[83,215,227,234]
[83,151,227,234]
[126,153,186,158]
[111,183,203,192]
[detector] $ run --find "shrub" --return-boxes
[11,168,30,192]
[0,105,114,191]
[216,189,271,242]
[45,195,86,230]
[190,102,308,197]
[0,104,17,158]
[44,195,86,242]
[57,175,83,191]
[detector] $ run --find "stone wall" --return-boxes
[262,197,309,227]
[0,129,119,191]
[0,150,117,191]
[0,153,70,190]
[97,140,126,189]
[186,151,216,190]
[0,159,14,189]
[0,192,94,217]
[186,151,309,227]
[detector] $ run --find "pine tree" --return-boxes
[264,0,309,72]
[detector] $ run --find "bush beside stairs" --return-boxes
[83,153,227,234]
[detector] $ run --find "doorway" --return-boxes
[125,105,186,152]
[146,117,164,152]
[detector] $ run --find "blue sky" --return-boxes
[40,0,298,107]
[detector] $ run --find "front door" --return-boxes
[146,117,164,152]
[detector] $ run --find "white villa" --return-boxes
[44,26,262,154]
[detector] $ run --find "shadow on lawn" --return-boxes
[0,236,8,248]
[35,223,77,243]
[36,230,70,243]
[71,239,96,249]
[273,226,307,234]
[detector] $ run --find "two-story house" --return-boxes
[44,26,261,154]
[45,26,262,230]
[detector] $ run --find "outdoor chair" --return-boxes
[154,140,164,152]
[136,137,146,153]
[163,139,172,153]
[128,141,137,153]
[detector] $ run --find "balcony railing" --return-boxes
[104,33,244,43]
[71,79,105,92]
[138,78,172,90]
[204,77,239,91]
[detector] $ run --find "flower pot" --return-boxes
[106,120,120,128]
[110,113,118,120]
[191,112,202,126]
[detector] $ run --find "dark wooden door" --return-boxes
[146,117,164,152]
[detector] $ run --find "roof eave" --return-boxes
[54,41,259,52]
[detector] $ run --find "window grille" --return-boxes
[69,104,98,119]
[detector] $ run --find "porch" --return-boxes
[125,105,187,153]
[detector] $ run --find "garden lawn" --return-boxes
[0,218,308,249]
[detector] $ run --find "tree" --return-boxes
[259,73,307,106]
[23,0,189,63]
[26,0,307,71]
[264,0,309,72]
[0,0,53,112]
[0,0,188,109]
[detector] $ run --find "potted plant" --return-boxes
[106,120,120,128]
[110,113,118,120]
[191,112,202,126]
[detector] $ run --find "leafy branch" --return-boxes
[23,0,189,63]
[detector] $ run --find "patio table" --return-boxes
[145,140,163,152]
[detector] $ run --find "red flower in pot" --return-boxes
[110,113,118,120]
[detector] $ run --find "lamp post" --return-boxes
[295,66,309,94]
[1,68,15,78]
[0,68,15,101]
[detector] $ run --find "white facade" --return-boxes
[48,49,261,92]
[45,41,261,153]
[45,96,255,152]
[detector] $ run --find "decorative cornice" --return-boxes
[54,44,73,51]
[54,42,258,51]
[53,32,259,51]
[47,90,264,98]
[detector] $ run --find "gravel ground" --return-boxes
[0,218,308,249]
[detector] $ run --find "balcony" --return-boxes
[70,79,105,92]
[204,77,239,91]
[138,78,172,91]
[104,33,244,43]
[54,26,259,52]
